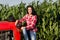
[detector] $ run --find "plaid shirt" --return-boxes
[19,14,37,32]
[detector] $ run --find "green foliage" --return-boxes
[0,0,59,40]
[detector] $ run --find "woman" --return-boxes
[15,5,38,40]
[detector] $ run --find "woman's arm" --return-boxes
[18,14,27,23]
[15,14,27,26]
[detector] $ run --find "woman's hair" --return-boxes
[26,5,37,15]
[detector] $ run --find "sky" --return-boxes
[0,0,57,6]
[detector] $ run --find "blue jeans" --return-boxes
[22,27,36,40]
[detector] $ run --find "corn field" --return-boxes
[0,0,60,40]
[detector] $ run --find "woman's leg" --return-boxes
[22,27,29,40]
[30,31,36,40]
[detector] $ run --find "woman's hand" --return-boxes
[16,26,25,32]
[21,27,25,30]
[15,20,18,26]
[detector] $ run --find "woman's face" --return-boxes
[28,7,32,15]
